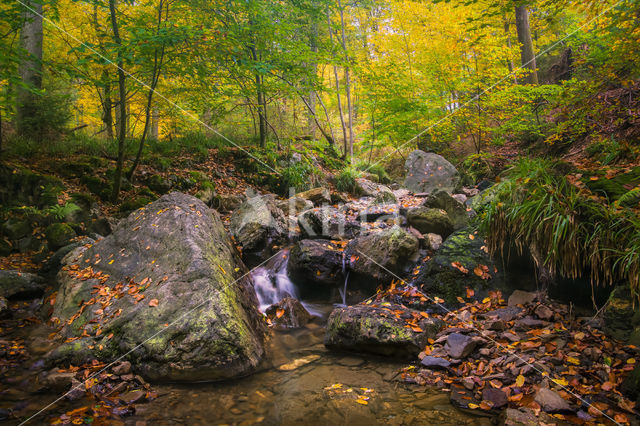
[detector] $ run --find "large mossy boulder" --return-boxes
[287,239,344,289]
[406,207,454,238]
[412,227,501,304]
[325,304,444,357]
[45,223,77,251]
[49,193,265,382]
[422,190,468,230]
[404,150,460,194]
[344,226,419,284]
[0,164,63,208]
[230,195,287,256]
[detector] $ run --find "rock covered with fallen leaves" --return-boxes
[48,192,265,381]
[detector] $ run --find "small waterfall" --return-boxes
[251,249,322,316]
[337,253,349,307]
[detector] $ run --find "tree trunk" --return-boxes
[127,0,165,181]
[327,9,348,158]
[151,108,159,140]
[306,22,318,138]
[102,72,114,139]
[514,5,538,85]
[338,0,354,162]
[109,0,127,202]
[16,0,43,137]
[503,16,518,84]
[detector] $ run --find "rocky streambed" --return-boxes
[1,150,639,424]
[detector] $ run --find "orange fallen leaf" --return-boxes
[149,299,159,307]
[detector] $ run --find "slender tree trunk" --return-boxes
[306,22,319,138]
[16,0,43,137]
[109,0,127,202]
[503,16,518,84]
[127,0,165,181]
[102,73,114,138]
[515,5,538,85]
[151,108,159,139]
[327,9,348,158]
[337,0,353,162]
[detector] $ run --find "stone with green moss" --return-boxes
[0,164,63,208]
[422,190,468,230]
[119,196,154,213]
[2,218,31,241]
[344,225,419,285]
[325,304,444,357]
[603,286,640,343]
[48,193,265,382]
[45,223,76,251]
[0,239,12,256]
[406,207,454,238]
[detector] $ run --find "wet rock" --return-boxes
[44,371,76,391]
[295,187,331,206]
[422,190,469,230]
[508,290,538,307]
[287,239,344,287]
[449,386,480,411]
[420,356,450,369]
[49,193,265,382]
[45,223,77,251]
[482,388,507,408]
[266,297,312,328]
[534,387,573,413]
[298,207,360,240]
[404,150,460,194]
[445,333,477,359]
[0,270,46,299]
[406,207,454,238]
[345,226,419,283]
[66,378,85,401]
[325,304,444,357]
[621,364,640,404]
[500,407,555,425]
[119,390,146,405]
[277,354,320,371]
[230,195,287,256]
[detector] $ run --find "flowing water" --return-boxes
[0,252,485,425]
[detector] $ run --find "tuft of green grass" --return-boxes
[356,162,391,184]
[335,166,362,194]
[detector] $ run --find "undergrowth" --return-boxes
[480,158,640,301]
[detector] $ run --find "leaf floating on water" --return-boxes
[277,355,320,371]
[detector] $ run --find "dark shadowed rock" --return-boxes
[265,297,312,328]
[482,388,508,408]
[325,304,444,357]
[49,193,265,382]
[404,150,460,194]
[0,270,46,299]
[287,239,344,287]
[508,290,538,307]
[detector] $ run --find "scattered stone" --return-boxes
[44,371,76,391]
[66,378,85,401]
[508,290,537,307]
[296,187,331,206]
[534,304,554,320]
[445,333,477,359]
[420,356,451,369]
[119,390,146,405]
[482,388,507,408]
[422,190,469,230]
[45,223,77,251]
[287,239,344,287]
[230,195,287,255]
[277,354,320,371]
[534,387,573,413]
[298,207,360,240]
[425,233,442,251]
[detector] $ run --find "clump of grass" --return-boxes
[335,166,362,194]
[480,157,640,301]
[356,162,390,183]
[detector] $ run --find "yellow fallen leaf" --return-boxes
[552,378,568,386]
[467,403,479,409]
[515,375,525,387]
[627,358,636,364]
[566,357,580,365]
